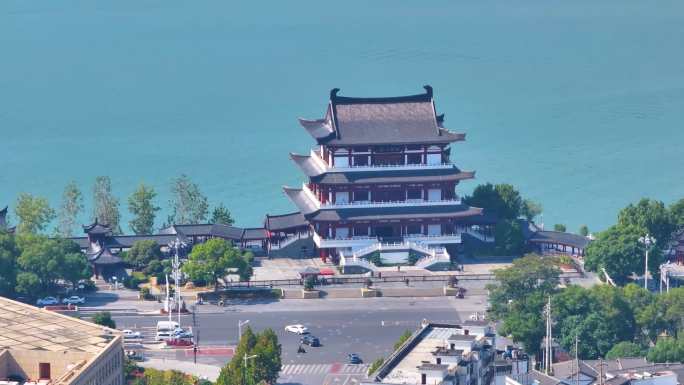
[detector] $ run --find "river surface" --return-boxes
[1,0,683,232]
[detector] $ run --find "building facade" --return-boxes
[284,86,493,269]
[0,296,124,385]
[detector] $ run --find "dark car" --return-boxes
[347,353,362,364]
[301,335,320,347]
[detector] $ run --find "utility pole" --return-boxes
[243,353,258,385]
[165,274,171,324]
[574,335,579,385]
[239,319,250,342]
[545,296,553,375]
[639,234,655,290]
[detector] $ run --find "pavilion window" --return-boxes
[407,188,422,200]
[334,156,350,167]
[427,189,442,201]
[426,152,442,165]
[353,155,369,166]
[335,191,349,204]
[406,224,422,235]
[353,225,369,237]
[336,227,349,239]
[353,190,369,202]
[406,153,422,165]
[427,224,442,236]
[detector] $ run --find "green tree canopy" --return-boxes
[211,203,235,226]
[14,193,55,234]
[92,311,116,328]
[57,181,84,237]
[521,199,543,221]
[605,341,646,359]
[618,198,674,247]
[670,198,684,229]
[93,176,121,233]
[128,183,160,235]
[584,224,657,284]
[217,326,281,385]
[493,219,525,256]
[578,225,589,237]
[554,224,566,232]
[646,335,684,363]
[0,232,19,297]
[182,238,253,288]
[464,183,523,220]
[125,240,162,270]
[168,174,209,225]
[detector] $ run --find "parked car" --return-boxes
[62,295,85,305]
[125,350,144,361]
[301,335,320,347]
[347,353,362,364]
[122,329,142,339]
[36,297,59,306]
[172,328,193,339]
[285,324,309,334]
[166,338,193,347]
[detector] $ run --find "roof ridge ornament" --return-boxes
[330,88,340,101]
[423,85,433,98]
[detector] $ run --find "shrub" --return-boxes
[139,287,153,300]
[124,272,149,289]
[92,311,116,329]
[368,252,383,266]
[303,276,316,291]
[394,329,413,350]
[408,251,421,265]
[368,357,384,375]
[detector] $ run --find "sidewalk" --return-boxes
[139,358,221,381]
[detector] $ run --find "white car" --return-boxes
[172,328,193,339]
[62,296,85,305]
[36,297,59,306]
[285,324,309,334]
[122,329,142,339]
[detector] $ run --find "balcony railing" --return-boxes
[310,149,454,172]
[302,184,462,210]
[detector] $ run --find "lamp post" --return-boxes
[238,319,250,341]
[639,234,655,290]
[243,353,258,385]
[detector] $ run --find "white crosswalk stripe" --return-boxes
[280,364,332,376]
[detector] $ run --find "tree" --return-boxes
[606,341,646,359]
[57,181,84,237]
[211,203,235,226]
[498,291,547,356]
[216,327,281,385]
[61,252,91,290]
[93,176,121,233]
[0,232,18,297]
[464,183,523,220]
[128,183,160,235]
[579,225,589,237]
[584,224,655,284]
[182,238,252,288]
[16,234,65,293]
[14,193,55,234]
[553,224,566,232]
[394,330,413,350]
[494,219,525,255]
[521,199,543,221]
[646,335,684,363]
[92,311,116,328]
[168,174,208,225]
[618,198,674,248]
[670,198,684,229]
[124,240,162,270]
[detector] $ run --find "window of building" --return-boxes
[334,156,350,167]
[427,189,442,201]
[353,190,369,202]
[353,225,369,237]
[336,227,349,239]
[335,191,349,204]
[406,224,422,235]
[39,363,51,379]
[406,153,422,165]
[407,188,422,200]
[427,224,441,236]
[426,153,442,165]
[353,155,369,166]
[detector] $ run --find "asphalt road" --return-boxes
[113,296,487,367]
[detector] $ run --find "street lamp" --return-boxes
[639,234,656,290]
[243,353,258,385]
[238,319,250,341]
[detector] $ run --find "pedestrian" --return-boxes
[405,278,409,287]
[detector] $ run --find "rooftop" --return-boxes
[301,86,465,146]
[0,296,118,354]
[527,230,590,249]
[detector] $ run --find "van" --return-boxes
[156,321,179,341]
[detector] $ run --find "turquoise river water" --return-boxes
[1,0,683,232]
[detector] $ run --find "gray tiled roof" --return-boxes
[301,86,465,146]
[264,212,308,231]
[242,228,268,240]
[307,204,484,222]
[528,231,590,249]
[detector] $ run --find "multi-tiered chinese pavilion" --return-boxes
[284,86,492,270]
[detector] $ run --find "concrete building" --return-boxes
[0,296,124,385]
[364,321,524,385]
